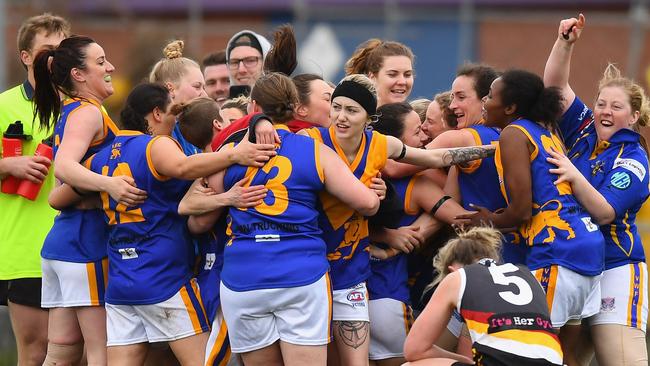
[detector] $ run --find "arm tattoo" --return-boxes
[334,320,369,349]
[441,146,496,166]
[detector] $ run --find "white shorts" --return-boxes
[220,273,332,353]
[332,282,369,322]
[368,298,413,360]
[106,279,210,346]
[41,258,108,308]
[590,262,648,331]
[205,306,241,366]
[532,265,601,328]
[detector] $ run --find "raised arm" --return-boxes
[543,13,585,114]
[321,143,380,217]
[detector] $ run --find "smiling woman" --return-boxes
[32,35,145,365]
[544,13,650,365]
[345,39,414,107]
[458,68,606,366]
[301,73,496,366]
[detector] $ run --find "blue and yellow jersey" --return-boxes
[458,125,505,212]
[222,126,328,291]
[86,131,195,305]
[53,98,118,161]
[458,125,525,264]
[561,97,649,269]
[195,216,228,324]
[41,99,118,263]
[368,175,419,304]
[495,119,605,276]
[304,126,388,290]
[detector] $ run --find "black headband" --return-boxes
[331,80,377,116]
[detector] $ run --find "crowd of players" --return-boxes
[0,11,648,366]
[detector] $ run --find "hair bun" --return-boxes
[163,40,184,59]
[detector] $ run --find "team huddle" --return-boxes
[0,11,648,366]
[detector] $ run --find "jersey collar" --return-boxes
[22,80,34,100]
[608,128,641,144]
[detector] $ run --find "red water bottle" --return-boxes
[2,121,26,194]
[17,138,53,200]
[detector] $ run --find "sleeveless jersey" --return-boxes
[458,125,525,265]
[304,126,388,290]
[221,126,327,291]
[495,119,605,276]
[458,125,504,211]
[459,260,563,365]
[195,216,227,323]
[41,99,118,262]
[367,175,419,304]
[561,97,649,269]
[87,131,194,305]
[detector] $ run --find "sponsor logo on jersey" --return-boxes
[610,171,631,190]
[110,142,122,159]
[613,157,646,181]
[204,253,216,270]
[118,247,138,259]
[347,291,365,302]
[581,217,599,232]
[255,234,280,242]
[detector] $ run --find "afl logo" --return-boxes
[347,291,365,302]
[610,172,631,190]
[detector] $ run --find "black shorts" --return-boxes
[0,278,44,308]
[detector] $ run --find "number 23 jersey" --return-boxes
[222,126,327,291]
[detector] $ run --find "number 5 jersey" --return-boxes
[459,260,563,365]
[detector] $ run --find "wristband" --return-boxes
[394,142,407,161]
[430,195,452,216]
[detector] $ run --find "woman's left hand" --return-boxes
[455,204,494,227]
[547,149,580,185]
